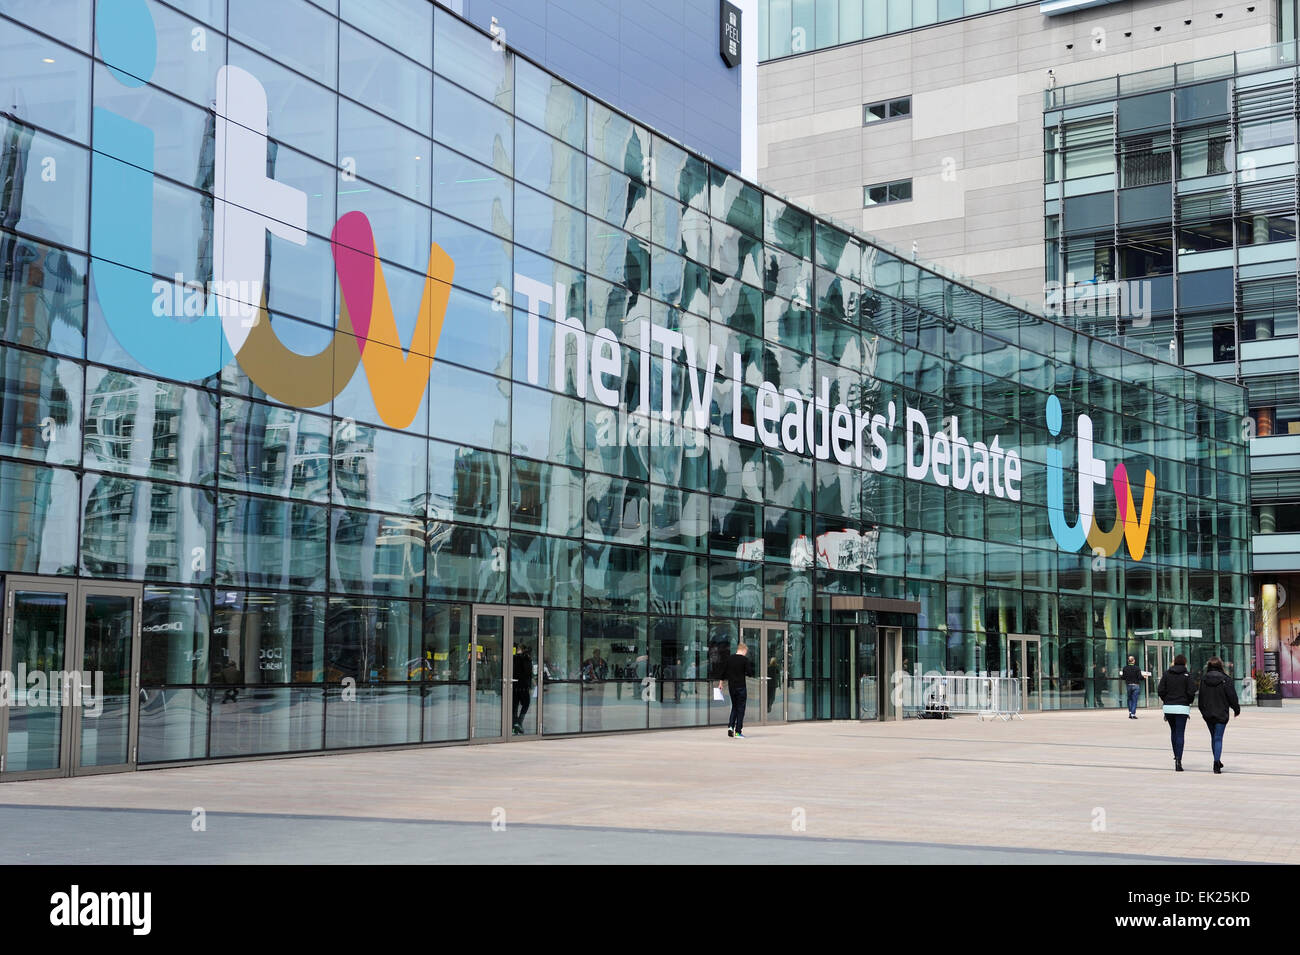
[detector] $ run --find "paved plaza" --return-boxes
[3,706,1297,864]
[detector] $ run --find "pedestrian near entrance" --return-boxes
[1197,657,1241,774]
[1157,654,1197,772]
[719,642,754,738]
[1120,655,1150,719]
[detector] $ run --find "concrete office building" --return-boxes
[757,0,1280,300]
[0,0,1250,781]
[758,0,1296,696]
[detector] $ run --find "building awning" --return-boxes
[823,595,922,615]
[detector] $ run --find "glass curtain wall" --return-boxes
[760,0,1033,61]
[0,0,1252,765]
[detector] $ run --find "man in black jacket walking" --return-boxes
[718,643,754,738]
[1120,655,1149,719]
[1198,657,1241,774]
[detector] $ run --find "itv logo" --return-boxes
[89,0,454,429]
[1045,394,1154,562]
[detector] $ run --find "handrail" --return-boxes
[1045,39,1300,110]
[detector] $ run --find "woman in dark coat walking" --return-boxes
[1197,657,1241,774]
[1157,654,1197,772]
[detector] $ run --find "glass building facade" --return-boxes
[758,0,1034,61]
[1044,42,1297,696]
[0,0,1251,777]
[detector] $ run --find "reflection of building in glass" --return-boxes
[0,2,1257,778]
[756,1,1281,695]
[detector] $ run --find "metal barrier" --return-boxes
[898,674,1023,721]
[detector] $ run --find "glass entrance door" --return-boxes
[1,578,142,779]
[509,611,541,737]
[1007,633,1042,712]
[856,624,878,720]
[71,584,140,773]
[470,605,544,740]
[878,625,902,721]
[1144,641,1175,708]
[740,620,788,724]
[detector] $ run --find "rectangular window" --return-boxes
[863,178,913,207]
[1178,124,1231,178]
[1063,117,1114,180]
[1120,132,1171,187]
[1117,225,1173,277]
[863,96,912,125]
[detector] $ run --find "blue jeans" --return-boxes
[1126,684,1141,716]
[1167,714,1188,760]
[1206,720,1226,763]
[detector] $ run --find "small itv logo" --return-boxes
[1045,394,1155,562]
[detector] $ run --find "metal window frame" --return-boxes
[862,177,914,208]
[862,95,913,127]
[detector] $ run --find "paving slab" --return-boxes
[1,707,1295,863]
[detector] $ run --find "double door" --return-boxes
[1144,640,1175,708]
[1,577,142,779]
[469,605,543,740]
[739,620,788,724]
[852,624,902,721]
[1006,633,1042,712]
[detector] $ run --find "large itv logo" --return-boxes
[90,0,453,430]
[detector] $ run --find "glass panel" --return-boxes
[0,117,89,251]
[0,0,92,50]
[473,611,504,738]
[857,626,877,720]
[434,6,512,109]
[434,75,511,175]
[541,609,580,734]
[765,626,787,721]
[229,0,337,86]
[140,586,210,686]
[138,688,207,763]
[579,613,646,732]
[340,0,432,64]
[339,25,431,136]
[218,495,328,591]
[208,687,323,757]
[0,233,87,358]
[4,589,67,771]
[735,626,760,727]
[77,592,134,767]
[219,397,331,502]
[0,18,91,140]
[510,613,540,736]
[323,596,419,685]
[80,475,214,584]
[213,591,324,685]
[420,601,469,741]
[324,684,422,748]
[515,59,585,149]
[0,344,81,465]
